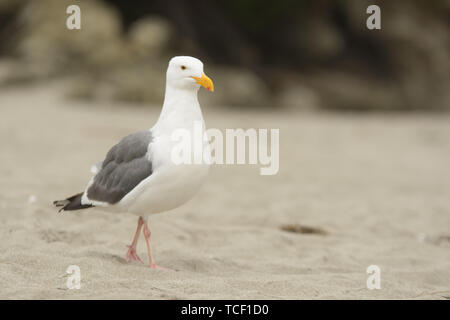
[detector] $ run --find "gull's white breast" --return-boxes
[117,133,211,216]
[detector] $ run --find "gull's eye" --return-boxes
[181,65,186,70]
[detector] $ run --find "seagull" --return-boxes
[54,56,214,269]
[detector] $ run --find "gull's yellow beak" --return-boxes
[192,73,214,92]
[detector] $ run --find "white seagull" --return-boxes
[54,56,214,269]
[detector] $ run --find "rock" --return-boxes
[16,0,125,78]
[109,64,166,104]
[295,20,345,61]
[277,82,321,111]
[67,62,167,105]
[380,2,450,110]
[127,17,173,60]
[310,71,404,111]
[204,67,271,107]
[0,0,26,11]
[342,0,450,110]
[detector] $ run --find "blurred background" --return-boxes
[0,0,449,111]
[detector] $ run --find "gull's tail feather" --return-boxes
[53,192,93,213]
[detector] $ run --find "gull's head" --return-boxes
[166,56,214,92]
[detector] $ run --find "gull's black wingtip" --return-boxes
[53,192,93,212]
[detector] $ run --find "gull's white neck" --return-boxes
[154,85,204,133]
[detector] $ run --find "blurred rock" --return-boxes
[68,63,166,104]
[203,67,271,108]
[0,59,16,84]
[310,71,404,111]
[0,0,448,110]
[380,1,450,110]
[15,0,124,78]
[127,17,173,60]
[276,82,321,111]
[342,0,450,111]
[296,19,345,61]
[109,65,166,104]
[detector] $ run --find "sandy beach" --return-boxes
[0,84,449,299]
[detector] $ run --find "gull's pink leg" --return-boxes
[143,221,169,269]
[125,216,144,263]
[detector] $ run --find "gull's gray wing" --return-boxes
[86,130,153,204]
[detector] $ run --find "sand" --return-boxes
[0,84,449,299]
